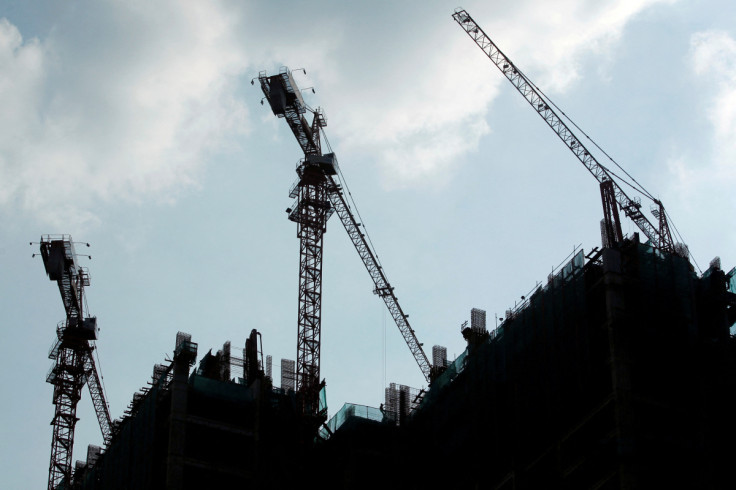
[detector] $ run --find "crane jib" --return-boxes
[452,9,674,252]
[326,178,432,382]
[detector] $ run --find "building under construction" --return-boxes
[59,234,736,489]
[320,235,736,489]
[39,9,736,489]
[70,330,322,489]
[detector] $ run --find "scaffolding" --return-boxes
[471,308,487,332]
[432,345,448,369]
[384,383,422,426]
[281,359,296,392]
[265,355,273,382]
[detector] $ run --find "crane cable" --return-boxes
[80,276,113,415]
[93,341,112,414]
[320,127,387,273]
[520,69,657,202]
[665,206,702,273]
[302,102,419,381]
[383,305,387,392]
[513,65,698,264]
[317,119,406,389]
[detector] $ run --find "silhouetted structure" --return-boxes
[37,235,112,490]
[72,332,320,489]
[318,236,736,489]
[62,237,736,489]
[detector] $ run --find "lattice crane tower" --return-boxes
[257,68,333,417]
[37,235,112,490]
[256,68,434,412]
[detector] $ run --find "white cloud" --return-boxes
[0,19,46,207]
[331,38,497,190]
[321,0,675,189]
[691,30,736,170]
[666,29,736,212]
[0,0,678,225]
[0,1,250,228]
[658,28,736,266]
[495,0,676,90]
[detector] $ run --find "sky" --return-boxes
[1,0,735,487]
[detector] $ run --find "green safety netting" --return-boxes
[319,385,327,414]
[320,403,386,438]
[419,242,706,414]
[423,349,468,402]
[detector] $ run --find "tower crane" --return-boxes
[36,235,112,490]
[452,9,679,254]
[256,68,433,414]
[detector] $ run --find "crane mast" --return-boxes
[452,9,676,252]
[257,68,432,387]
[39,235,112,490]
[258,68,332,417]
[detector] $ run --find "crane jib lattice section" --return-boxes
[84,346,113,445]
[326,177,431,381]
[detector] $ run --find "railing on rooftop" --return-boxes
[319,403,387,439]
[423,248,589,409]
[498,248,586,329]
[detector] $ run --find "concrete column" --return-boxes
[166,346,192,489]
